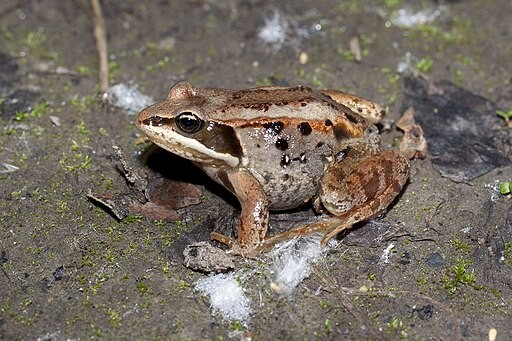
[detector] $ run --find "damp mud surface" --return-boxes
[1,1,511,339]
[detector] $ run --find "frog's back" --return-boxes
[208,86,376,210]
[211,85,367,127]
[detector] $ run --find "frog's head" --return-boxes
[136,82,241,167]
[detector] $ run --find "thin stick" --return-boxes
[90,0,108,93]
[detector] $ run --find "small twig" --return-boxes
[90,0,109,93]
[86,189,126,220]
[112,145,147,195]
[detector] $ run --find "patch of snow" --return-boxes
[380,242,395,264]
[196,273,251,324]
[258,11,289,49]
[390,5,447,28]
[257,10,317,50]
[270,235,335,294]
[105,83,153,115]
[397,52,414,74]
[195,235,336,325]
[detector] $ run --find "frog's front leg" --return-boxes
[210,169,269,256]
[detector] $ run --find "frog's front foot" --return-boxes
[210,231,260,257]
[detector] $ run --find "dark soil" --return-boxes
[1,0,511,339]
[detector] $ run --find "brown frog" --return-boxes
[136,82,410,256]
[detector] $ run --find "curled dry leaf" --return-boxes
[396,107,428,159]
[129,178,202,221]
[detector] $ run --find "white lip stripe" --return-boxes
[143,125,240,167]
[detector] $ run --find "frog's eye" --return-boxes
[175,112,204,134]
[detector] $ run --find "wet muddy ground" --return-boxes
[1,0,511,339]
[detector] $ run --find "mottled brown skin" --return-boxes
[136,82,410,256]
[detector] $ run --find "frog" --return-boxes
[136,82,410,256]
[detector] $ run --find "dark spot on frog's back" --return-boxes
[263,121,284,135]
[297,122,312,135]
[325,119,333,126]
[275,138,288,151]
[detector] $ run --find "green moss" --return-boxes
[153,220,167,227]
[76,120,90,135]
[409,17,475,51]
[496,109,512,125]
[385,317,408,339]
[229,320,245,332]
[499,181,512,195]
[108,61,120,82]
[136,280,149,295]
[104,308,122,328]
[56,200,70,213]
[383,0,401,9]
[80,255,95,268]
[125,215,143,224]
[23,29,47,50]
[76,65,94,76]
[69,95,98,114]
[415,57,433,73]
[90,274,108,294]
[450,238,472,253]
[59,150,92,172]
[104,249,116,262]
[334,1,362,13]
[443,257,483,295]
[453,69,465,85]
[14,101,49,122]
[90,324,103,337]
[319,300,331,310]
[177,279,190,290]
[502,241,512,257]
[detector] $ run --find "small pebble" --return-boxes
[299,51,308,64]
[488,328,497,341]
[426,252,445,267]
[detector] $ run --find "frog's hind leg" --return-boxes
[320,90,385,124]
[254,150,409,255]
[319,149,409,243]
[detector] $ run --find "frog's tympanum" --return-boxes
[136,82,410,256]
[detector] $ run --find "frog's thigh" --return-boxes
[320,150,409,216]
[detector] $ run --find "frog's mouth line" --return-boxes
[141,125,240,168]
